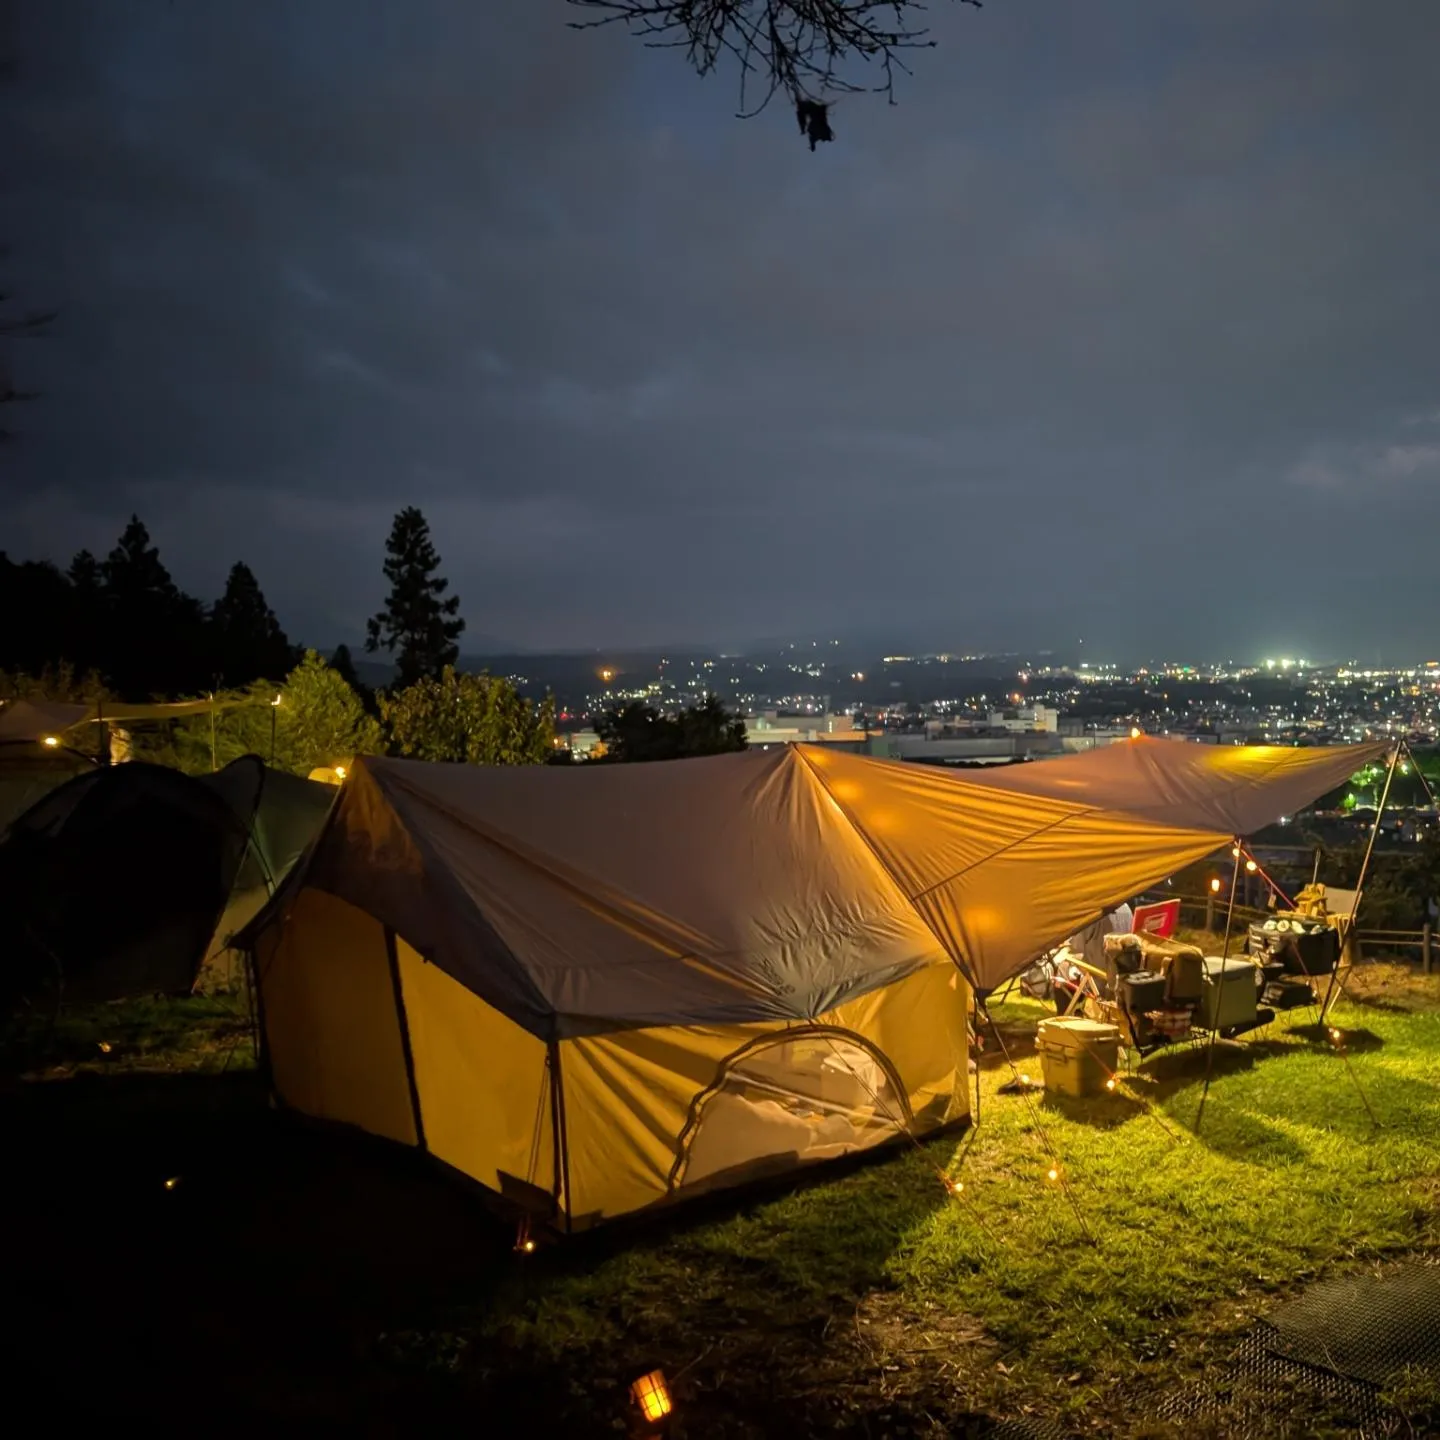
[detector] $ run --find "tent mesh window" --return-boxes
[675,1032,910,1195]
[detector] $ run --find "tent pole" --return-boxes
[1322,741,1402,1023]
[1193,836,1243,1136]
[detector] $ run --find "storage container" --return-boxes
[1120,970,1168,1016]
[1199,956,1259,1031]
[1262,978,1313,1011]
[1146,1008,1193,1040]
[1035,1016,1121,1098]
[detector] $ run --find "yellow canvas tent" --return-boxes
[249,744,1272,1230]
[250,748,978,1230]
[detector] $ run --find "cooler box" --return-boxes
[1199,957,1258,1031]
[1035,1016,1121,1098]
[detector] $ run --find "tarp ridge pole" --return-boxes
[383,928,426,1153]
[1323,741,1403,1024]
[1193,836,1244,1137]
[549,1037,574,1237]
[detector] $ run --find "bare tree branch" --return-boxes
[568,1,980,131]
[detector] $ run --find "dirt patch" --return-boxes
[1343,961,1440,1013]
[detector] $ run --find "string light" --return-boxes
[1231,846,1241,858]
[1246,859,1258,873]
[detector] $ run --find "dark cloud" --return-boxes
[4,0,1438,658]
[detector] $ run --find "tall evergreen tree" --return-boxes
[330,642,361,690]
[100,515,207,697]
[209,561,295,686]
[365,507,464,687]
[65,549,104,673]
[67,549,102,594]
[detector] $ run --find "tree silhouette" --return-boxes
[365,507,464,687]
[595,694,748,762]
[567,0,981,135]
[100,516,208,698]
[209,561,296,687]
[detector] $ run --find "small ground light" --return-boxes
[163,1176,181,1191]
[334,765,347,779]
[1330,1028,1343,1042]
[630,1369,673,1426]
[42,735,60,747]
[1105,1077,1116,1091]
[97,1041,112,1054]
[944,1177,964,1195]
[1047,1167,1060,1183]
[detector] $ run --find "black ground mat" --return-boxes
[1265,1259,1440,1387]
[1155,1260,1440,1437]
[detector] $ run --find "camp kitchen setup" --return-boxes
[1031,884,1349,1100]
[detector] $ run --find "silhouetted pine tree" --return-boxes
[209,561,296,686]
[365,507,464,686]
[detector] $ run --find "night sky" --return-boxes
[4,1,1438,661]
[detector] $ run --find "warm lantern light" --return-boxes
[630,1370,673,1425]
[1105,1077,1116,1091]
[1231,846,1241,858]
[271,694,282,707]
[1210,878,1222,893]
[97,1041,113,1054]
[163,1176,181,1191]
[944,1177,964,1195]
[1019,1072,1031,1085]
[1130,727,1142,739]
[1047,1166,1060,1183]
[1329,1028,1342,1042]
[334,765,347,780]
[1245,859,1258,873]
[42,735,60,747]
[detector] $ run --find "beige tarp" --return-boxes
[965,736,1388,835]
[793,746,1231,992]
[293,746,953,1036]
[0,699,92,743]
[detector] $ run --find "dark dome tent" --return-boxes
[0,756,334,1008]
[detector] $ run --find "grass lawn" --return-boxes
[6,962,1440,1436]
